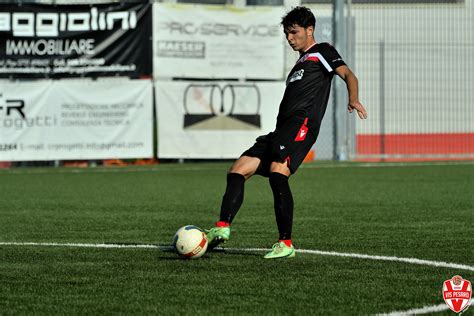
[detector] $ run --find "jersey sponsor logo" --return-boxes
[443,275,471,313]
[279,145,285,150]
[286,69,304,85]
[294,118,308,142]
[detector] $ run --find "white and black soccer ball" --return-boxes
[173,225,208,259]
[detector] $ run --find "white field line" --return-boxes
[1,241,473,315]
[0,242,161,249]
[1,242,473,272]
[294,248,474,272]
[238,247,474,272]
[376,300,473,316]
[376,304,447,316]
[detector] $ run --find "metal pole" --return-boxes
[332,0,346,160]
[347,0,352,66]
[345,0,354,159]
[379,39,386,161]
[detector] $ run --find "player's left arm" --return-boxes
[334,65,368,119]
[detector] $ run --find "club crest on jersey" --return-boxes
[294,118,308,142]
[287,69,304,85]
[442,275,472,314]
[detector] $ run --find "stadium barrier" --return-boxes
[1,0,473,165]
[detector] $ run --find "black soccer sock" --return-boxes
[219,173,246,224]
[269,172,294,240]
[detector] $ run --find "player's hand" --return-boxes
[348,101,368,119]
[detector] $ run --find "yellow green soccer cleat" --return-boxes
[205,226,231,250]
[263,241,296,259]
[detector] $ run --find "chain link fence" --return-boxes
[350,0,474,160]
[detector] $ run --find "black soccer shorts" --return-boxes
[242,116,317,176]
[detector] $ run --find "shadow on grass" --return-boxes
[154,244,262,260]
[94,242,264,259]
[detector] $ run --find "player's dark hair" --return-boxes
[281,6,316,30]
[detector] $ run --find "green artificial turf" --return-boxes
[0,161,473,314]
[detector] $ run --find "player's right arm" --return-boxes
[318,43,368,119]
[334,65,368,119]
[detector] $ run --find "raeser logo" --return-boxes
[443,275,471,314]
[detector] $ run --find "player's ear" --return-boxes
[306,26,314,38]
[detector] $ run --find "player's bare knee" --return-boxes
[228,157,259,179]
[270,161,291,177]
[227,168,251,180]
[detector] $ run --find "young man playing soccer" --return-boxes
[206,6,367,259]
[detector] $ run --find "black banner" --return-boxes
[0,2,152,78]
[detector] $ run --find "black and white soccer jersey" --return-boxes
[276,43,346,136]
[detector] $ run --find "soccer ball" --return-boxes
[173,225,208,259]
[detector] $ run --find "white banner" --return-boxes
[153,4,285,80]
[156,81,285,159]
[0,79,153,161]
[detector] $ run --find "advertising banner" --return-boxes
[153,4,285,80]
[0,2,152,78]
[0,79,153,161]
[155,81,285,158]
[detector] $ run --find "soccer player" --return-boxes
[206,6,367,259]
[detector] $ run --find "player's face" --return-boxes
[284,24,314,53]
